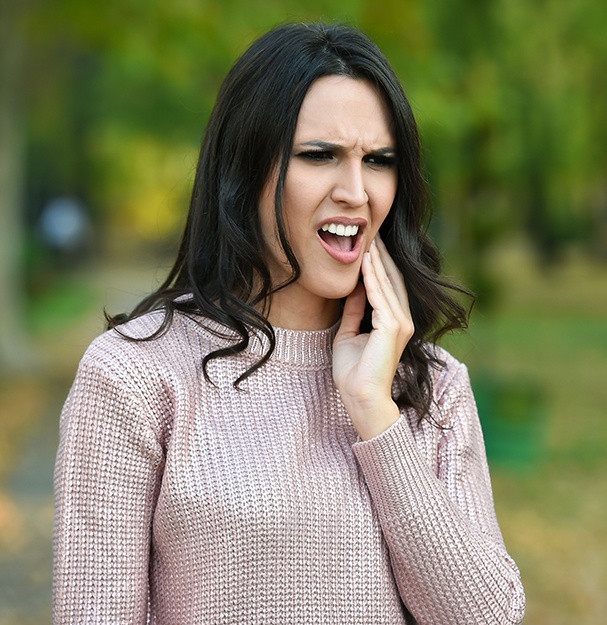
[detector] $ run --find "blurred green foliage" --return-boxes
[14,0,607,269]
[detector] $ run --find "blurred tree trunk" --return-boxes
[0,1,35,371]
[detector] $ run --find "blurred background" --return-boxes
[1,0,606,622]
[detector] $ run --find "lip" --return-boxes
[317,217,368,230]
[316,217,367,264]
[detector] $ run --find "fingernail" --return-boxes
[371,239,377,248]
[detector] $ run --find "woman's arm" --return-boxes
[53,352,165,624]
[352,364,526,624]
[333,237,525,624]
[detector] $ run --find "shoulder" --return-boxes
[75,310,217,396]
[86,309,214,363]
[424,344,469,400]
[83,311,175,370]
[423,344,481,434]
[67,310,215,435]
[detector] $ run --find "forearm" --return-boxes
[353,416,525,625]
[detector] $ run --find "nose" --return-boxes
[330,162,368,207]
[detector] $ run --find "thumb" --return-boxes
[335,282,367,340]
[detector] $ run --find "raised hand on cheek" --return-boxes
[333,235,414,440]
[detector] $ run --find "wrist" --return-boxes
[344,398,401,441]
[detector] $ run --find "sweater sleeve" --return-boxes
[352,362,526,625]
[53,352,165,624]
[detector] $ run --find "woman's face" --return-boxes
[259,75,398,327]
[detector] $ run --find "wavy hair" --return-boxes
[108,22,472,420]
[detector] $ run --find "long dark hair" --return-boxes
[108,22,472,420]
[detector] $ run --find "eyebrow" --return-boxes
[298,140,397,155]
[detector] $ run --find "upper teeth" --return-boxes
[321,223,359,237]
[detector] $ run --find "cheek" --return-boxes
[375,188,397,226]
[283,164,328,209]
[381,176,398,219]
[280,177,319,242]
[258,197,276,248]
[259,171,284,241]
[258,182,301,275]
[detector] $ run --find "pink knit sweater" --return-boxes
[53,311,525,624]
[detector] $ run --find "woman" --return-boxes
[53,22,526,625]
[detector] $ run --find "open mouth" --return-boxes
[318,223,360,253]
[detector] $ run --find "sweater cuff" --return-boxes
[352,416,433,508]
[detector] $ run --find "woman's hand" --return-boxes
[333,235,414,440]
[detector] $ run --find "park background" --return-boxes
[1,0,606,622]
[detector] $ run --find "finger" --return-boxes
[361,248,402,331]
[374,234,410,313]
[367,240,408,321]
[335,281,367,340]
[365,241,415,342]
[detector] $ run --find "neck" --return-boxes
[264,290,341,330]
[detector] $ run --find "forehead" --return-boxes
[294,75,395,146]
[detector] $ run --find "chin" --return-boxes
[314,277,361,301]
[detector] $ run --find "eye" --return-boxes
[296,150,335,162]
[364,153,398,168]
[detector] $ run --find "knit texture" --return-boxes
[53,311,525,624]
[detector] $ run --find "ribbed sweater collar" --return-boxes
[249,323,338,369]
[194,317,339,370]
